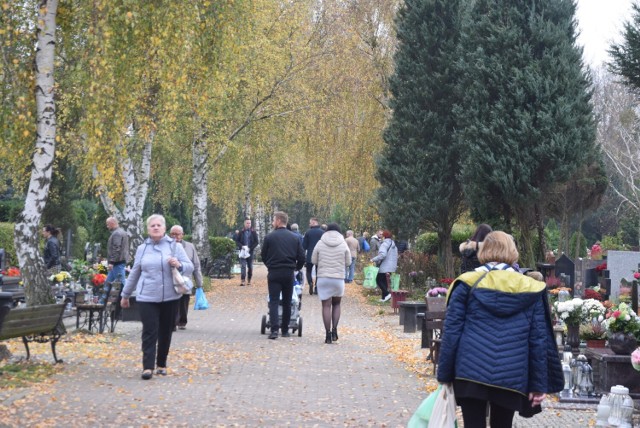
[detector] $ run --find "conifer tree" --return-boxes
[609,2,640,94]
[456,0,597,265]
[377,0,466,275]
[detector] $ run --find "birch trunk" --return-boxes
[13,0,59,306]
[192,136,210,263]
[94,130,153,256]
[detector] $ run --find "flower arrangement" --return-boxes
[427,287,448,297]
[49,271,72,284]
[70,259,95,282]
[580,322,607,340]
[595,262,607,273]
[581,299,606,320]
[554,298,584,326]
[590,243,603,260]
[632,348,640,371]
[633,270,640,281]
[548,286,572,297]
[1,267,21,277]
[93,262,108,275]
[545,276,563,289]
[603,302,640,338]
[91,273,107,287]
[583,287,604,301]
[439,277,454,287]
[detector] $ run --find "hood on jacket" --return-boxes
[449,270,545,317]
[320,230,345,247]
[459,239,480,253]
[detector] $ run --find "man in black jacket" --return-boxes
[235,218,259,286]
[261,211,305,339]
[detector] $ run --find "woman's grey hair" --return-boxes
[146,214,166,228]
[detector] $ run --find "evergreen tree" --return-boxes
[609,2,640,94]
[455,0,597,265]
[377,0,467,275]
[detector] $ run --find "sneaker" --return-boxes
[382,294,392,302]
[156,367,167,376]
[268,331,278,339]
[141,369,153,380]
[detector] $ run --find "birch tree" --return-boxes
[12,0,59,305]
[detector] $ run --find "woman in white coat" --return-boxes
[312,223,351,344]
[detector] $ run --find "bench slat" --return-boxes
[0,304,65,340]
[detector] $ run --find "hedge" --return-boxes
[209,236,237,260]
[0,222,17,267]
[415,226,475,255]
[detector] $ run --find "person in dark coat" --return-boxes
[235,218,259,286]
[42,224,62,275]
[302,217,324,295]
[261,211,305,339]
[459,223,492,273]
[437,231,563,427]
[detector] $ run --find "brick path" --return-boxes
[0,264,613,427]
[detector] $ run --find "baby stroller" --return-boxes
[261,282,303,337]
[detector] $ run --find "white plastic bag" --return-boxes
[239,246,250,259]
[430,383,457,427]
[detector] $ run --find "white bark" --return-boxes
[13,0,59,306]
[93,127,153,255]
[254,202,266,245]
[192,136,210,263]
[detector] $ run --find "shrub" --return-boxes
[0,200,23,223]
[414,227,474,256]
[71,226,89,259]
[396,251,444,294]
[0,222,17,266]
[209,236,236,260]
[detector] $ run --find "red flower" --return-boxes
[634,272,640,280]
[595,262,607,272]
[613,310,621,319]
[91,273,107,287]
[584,288,603,301]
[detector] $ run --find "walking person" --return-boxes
[100,217,130,304]
[437,231,563,427]
[312,223,351,344]
[459,223,492,274]
[370,230,398,302]
[42,224,62,276]
[344,230,359,283]
[369,230,382,254]
[261,211,305,340]
[302,217,324,295]
[235,218,259,286]
[120,214,194,380]
[170,225,204,330]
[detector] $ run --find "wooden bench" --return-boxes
[0,303,66,363]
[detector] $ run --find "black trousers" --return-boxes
[376,272,390,298]
[138,300,179,370]
[457,397,515,428]
[268,270,294,333]
[305,262,315,288]
[175,293,191,327]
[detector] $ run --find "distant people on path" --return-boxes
[396,239,409,255]
[344,230,359,283]
[369,230,382,254]
[120,214,194,380]
[261,211,305,340]
[437,231,563,427]
[101,217,129,304]
[170,225,204,331]
[235,218,259,286]
[302,217,324,295]
[42,224,61,275]
[459,223,493,274]
[290,223,304,285]
[312,223,351,344]
[370,230,398,302]
[358,232,370,253]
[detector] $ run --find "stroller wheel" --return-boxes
[261,315,267,335]
[298,317,303,337]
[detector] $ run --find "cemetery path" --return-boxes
[0,264,615,427]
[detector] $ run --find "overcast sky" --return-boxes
[575,0,634,66]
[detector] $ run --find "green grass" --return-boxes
[0,361,61,389]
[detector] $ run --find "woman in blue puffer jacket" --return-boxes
[437,231,563,428]
[121,214,193,380]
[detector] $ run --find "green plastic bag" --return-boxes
[407,385,440,428]
[363,265,379,288]
[390,273,400,291]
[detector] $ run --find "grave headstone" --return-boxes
[554,254,575,289]
[605,251,640,300]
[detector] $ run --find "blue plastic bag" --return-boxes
[194,287,209,310]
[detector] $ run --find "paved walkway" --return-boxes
[0,264,610,427]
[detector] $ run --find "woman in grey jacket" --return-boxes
[311,223,351,344]
[370,230,398,302]
[121,214,194,380]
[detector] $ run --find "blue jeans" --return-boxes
[345,257,356,282]
[102,263,126,302]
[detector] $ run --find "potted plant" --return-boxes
[603,302,640,355]
[580,323,607,348]
[425,286,448,311]
[554,298,584,349]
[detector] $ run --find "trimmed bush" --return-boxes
[0,222,17,266]
[209,236,236,260]
[415,227,474,256]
